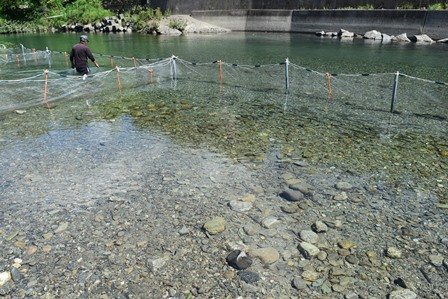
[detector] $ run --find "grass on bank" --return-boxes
[0,0,167,33]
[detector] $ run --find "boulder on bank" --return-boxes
[392,33,411,42]
[363,30,382,40]
[382,33,393,43]
[61,15,132,33]
[61,14,230,35]
[338,29,354,38]
[152,15,230,35]
[410,34,434,43]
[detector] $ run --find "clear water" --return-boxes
[1,32,447,80]
[1,32,447,203]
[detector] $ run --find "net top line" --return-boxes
[1,46,447,86]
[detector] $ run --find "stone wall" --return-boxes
[146,0,443,13]
[191,9,448,40]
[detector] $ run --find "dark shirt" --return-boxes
[70,43,95,69]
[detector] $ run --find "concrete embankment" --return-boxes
[191,9,448,40]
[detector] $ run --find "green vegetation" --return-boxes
[124,5,164,31]
[428,2,448,9]
[341,4,374,9]
[0,0,166,33]
[168,18,187,31]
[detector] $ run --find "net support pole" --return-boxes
[285,58,290,94]
[219,60,223,85]
[46,47,51,68]
[325,72,333,100]
[170,55,177,80]
[116,66,122,95]
[390,71,399,113]
[20,44,27,65]
[43,69,50,109]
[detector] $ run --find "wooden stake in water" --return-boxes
[325,72,333,100]
[46,47,51,68]
[43,69,50,109]
[148,68,154,84]
[21,44,27,66]
[170,56,177,80]
[116,66,122,95]
[219,60,223,85]
[285,58,289,94]
[390,71,399,113]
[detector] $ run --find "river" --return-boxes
[1,31,447,80]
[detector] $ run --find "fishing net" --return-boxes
[0,46,447,138]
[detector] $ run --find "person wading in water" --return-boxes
[70,35,99,75]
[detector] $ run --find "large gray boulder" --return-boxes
[410,34,434,43]
[382,33,392,43]
[364,30,382,40]
[392,33,411,42]
[338,29,354,38]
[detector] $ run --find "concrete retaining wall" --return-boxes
[148,0,444,12]
[191,9,448,40]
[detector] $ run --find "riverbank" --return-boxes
[192,9,448,41]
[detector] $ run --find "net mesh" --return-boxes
[1,46,447,138]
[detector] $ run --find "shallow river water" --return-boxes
[0,32,447,298]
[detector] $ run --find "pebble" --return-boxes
[243,224,259,236]
[317,251,328,261]
[389,288,417,299]
[178,226,190,235]
[299,230,319,244]
[345,292,359,299]
[345,254,359,265]
[0,271,11,286]
[261,216,280,229]
[289,182,314,195]
[226,250,253,270]
[203,217,226,235]
[279,189,304,202]
[10,267,22,282]
[54,222,69,233]
[228,200,253,212]
[312,220,328,233]
[298,242,320,258]
[335,182,353,190]
[25,245,37,255]
[428,254,444,267]
[333,192,348,201]
[148,255,169,272]
[237,270,260,284]
[250,247,280,264]
[338,240,356,250]
[301,270,320,282]
[280,204,300,214]
[386,247,402,259]
[292,277,307,290]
